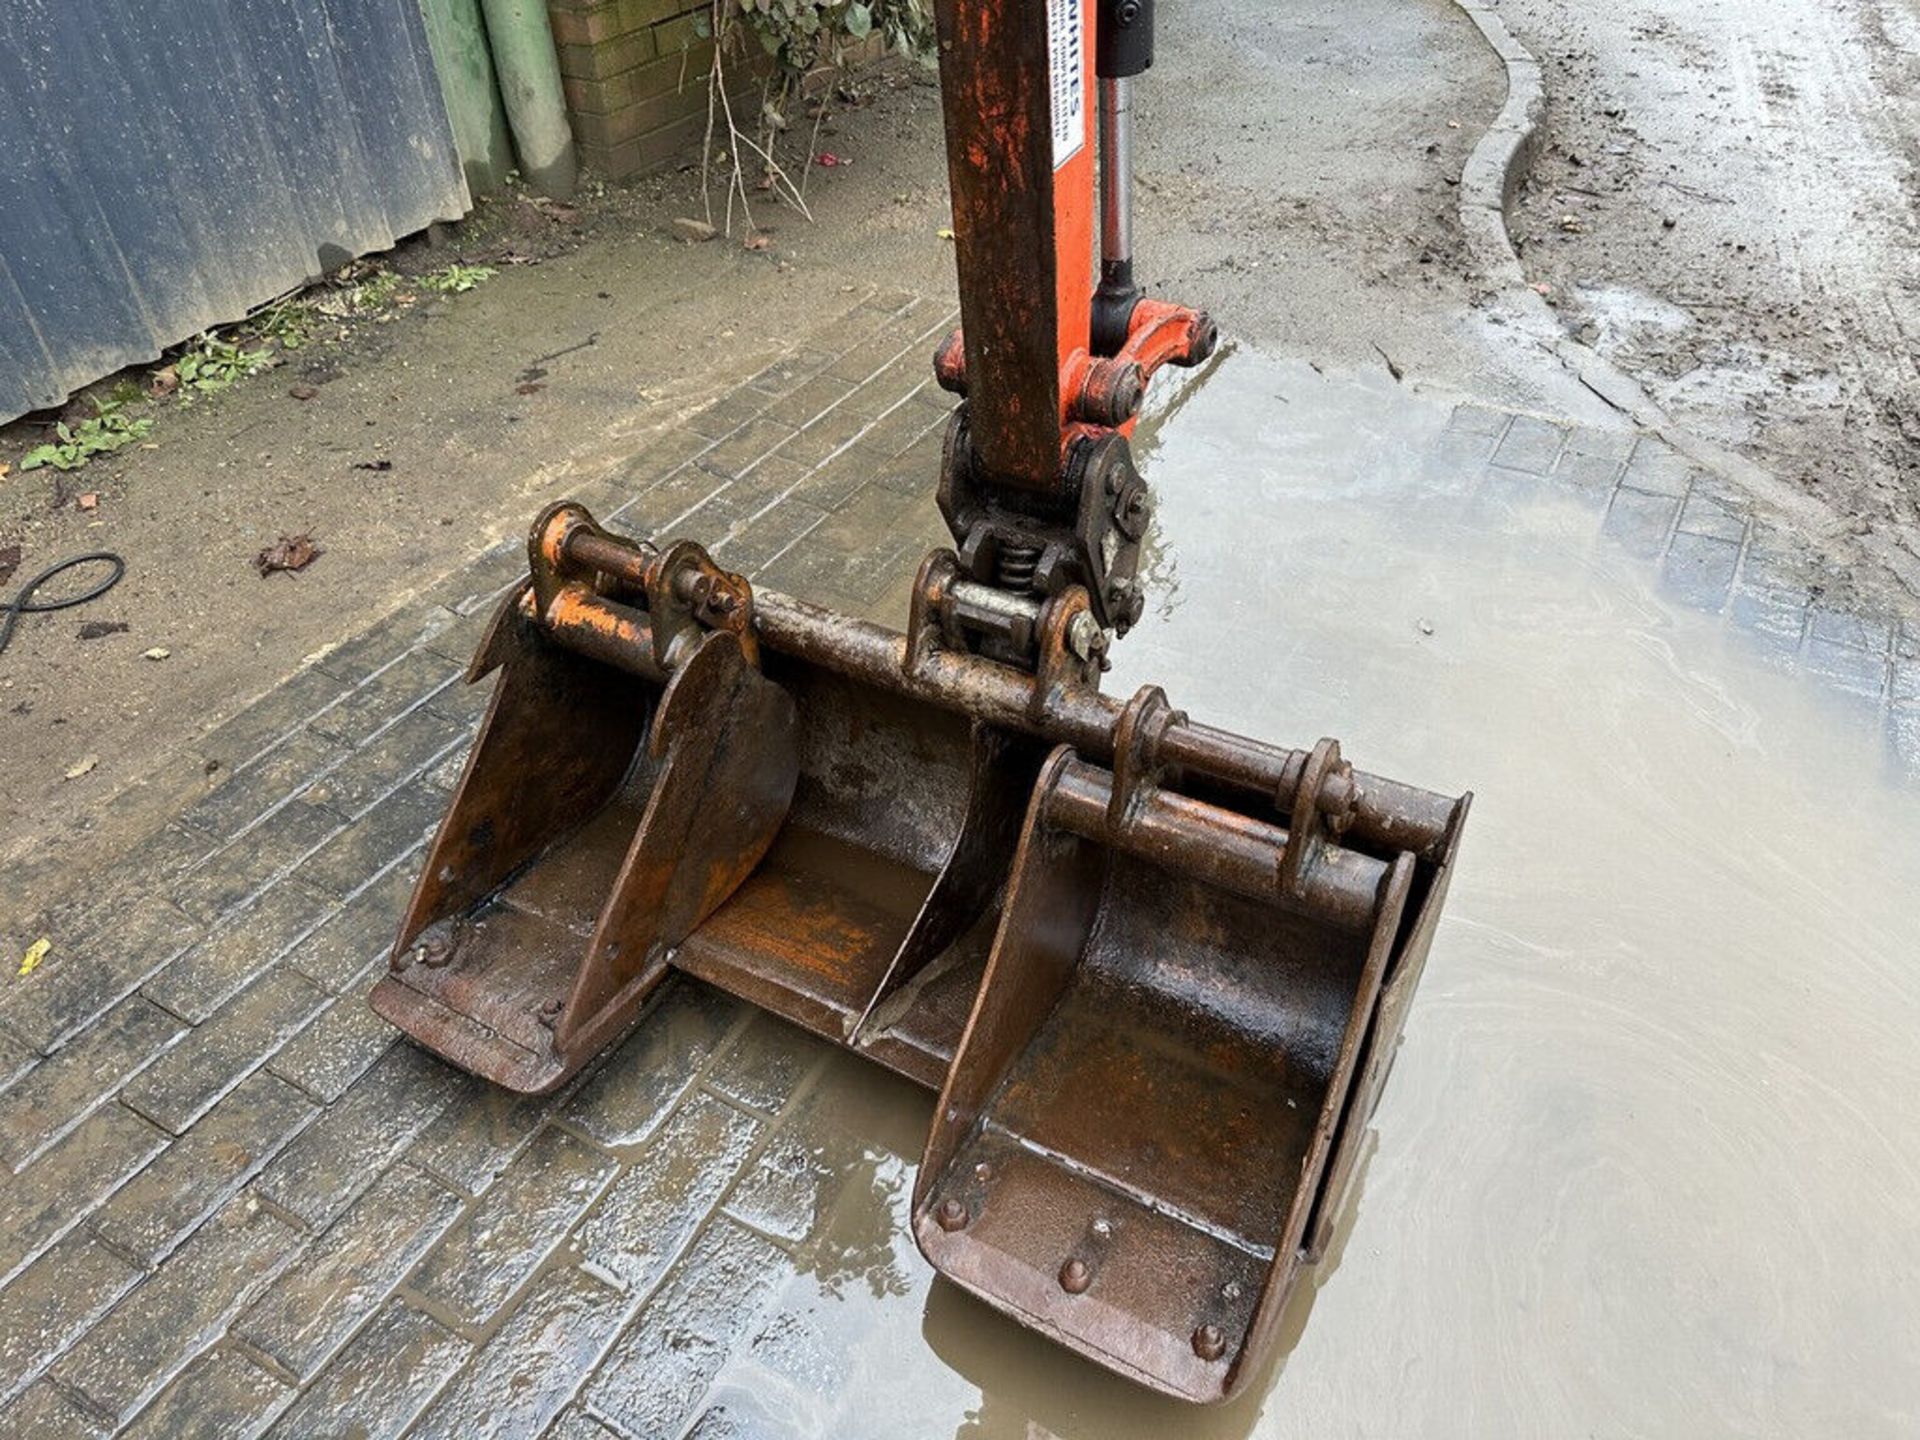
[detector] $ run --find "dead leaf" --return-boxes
[77,620,128,640]
[514,381,546,396]
[64,755,99,780]
[0,544,20,588]
[288,383,319,401]
[672,217,718,243]
[0,461,11,480]
[142,646,170,660]
[815,152,848,167]
[256,533,321,576]
[18,937,50,977]
[744,231,773,252]
[150,365,180,398]
[936,227,955,241]
[76,491,98,512]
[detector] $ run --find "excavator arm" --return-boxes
[930,0,1216,644]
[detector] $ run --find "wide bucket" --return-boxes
[371,502,1471,1403]
[912,742,1467,1402]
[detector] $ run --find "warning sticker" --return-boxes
[1048,0,1086,169]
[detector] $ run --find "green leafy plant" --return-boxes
[250,298,319,350]
[175,333,272,395]
[420,263,497,294]
[20,398,153,472]
[348,270,404,311]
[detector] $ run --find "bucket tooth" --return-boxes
[912,743,1450,1404]
[371,506,798,1093]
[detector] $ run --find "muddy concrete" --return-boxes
[685,352,1920,1436]
[1502,0,1920,601]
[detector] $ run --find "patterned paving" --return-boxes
[0,286,1913,1437]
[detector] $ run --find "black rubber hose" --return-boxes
[0,552,127,658]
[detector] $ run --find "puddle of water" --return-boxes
[707,352,1920,1437]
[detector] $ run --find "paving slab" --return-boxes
[1,295,1915,1439]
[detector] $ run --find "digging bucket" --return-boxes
[369,503,800,1093]
[912,699,1469,1403]
[670,547,1150,1086]
[670,659,1046,1086]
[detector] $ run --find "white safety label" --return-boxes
[1048,0,1086,169]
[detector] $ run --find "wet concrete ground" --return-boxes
[657,354,1920,1438]
[4,0,1920,1431]
[2,329,1913,1436]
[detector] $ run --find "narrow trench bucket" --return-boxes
[369,505,801,1093]
[912,735,1467,1402]
[370,504,1469,1397]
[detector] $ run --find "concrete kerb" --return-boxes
[1451,1,1543,295]
[1446,0,1920,607]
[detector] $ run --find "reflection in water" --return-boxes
[806,1148,914,1305]
[712,352,1920,1438]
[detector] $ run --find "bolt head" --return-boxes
[935,1198,969,1232]
[1059,1257,1092,1294]
[1192,1324,1228,1361]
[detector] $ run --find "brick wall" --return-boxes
[549,0,726,178]
[548,0,883,179]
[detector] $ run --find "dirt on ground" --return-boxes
[1501,0,1920,601]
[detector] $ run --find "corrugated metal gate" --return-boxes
[0,0,471,423]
